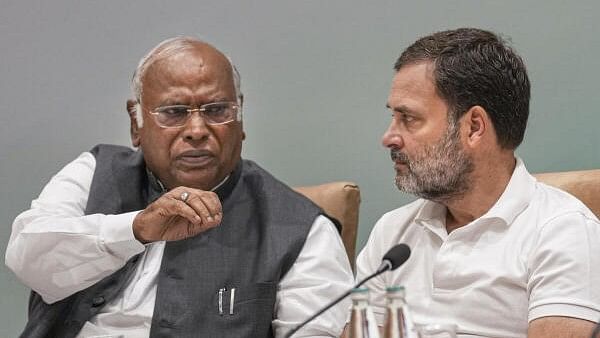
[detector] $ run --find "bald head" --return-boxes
[131,37,242,125]
[126,36,246,191]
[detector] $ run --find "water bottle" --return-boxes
[347,287,380,338]
[383,286,457,338]
[382,286,413,338]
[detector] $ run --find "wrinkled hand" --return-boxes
[133,187,222,243]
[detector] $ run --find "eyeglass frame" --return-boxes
[137,100,243,128]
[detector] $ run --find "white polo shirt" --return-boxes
[357,158,600,338]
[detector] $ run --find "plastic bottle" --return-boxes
[348,287,380,338]
[382,286,412,338]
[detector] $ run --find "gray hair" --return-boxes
[131,36,242,125]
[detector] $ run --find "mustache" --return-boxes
[390,149,409,163]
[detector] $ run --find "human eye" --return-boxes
[157,105,188,116]
[201,103,237,125]
[391,111,414,122]
[401,113,416,123]
[203,103,228,117]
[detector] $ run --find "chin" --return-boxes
[171,170,219,190]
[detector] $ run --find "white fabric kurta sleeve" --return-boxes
[273,215,354,338]
[5,152,146,304]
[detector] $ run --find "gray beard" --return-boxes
[391,125,474,202]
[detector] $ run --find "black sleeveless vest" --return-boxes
[20,144,329,338]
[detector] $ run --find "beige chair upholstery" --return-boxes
[534,169,600,218]
[294,182,360,269]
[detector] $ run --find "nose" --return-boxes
[181,111,210,142]
[381,119,404,149]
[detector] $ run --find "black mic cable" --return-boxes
[284,243,411,338]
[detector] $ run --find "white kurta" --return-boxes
[6,152,354,338]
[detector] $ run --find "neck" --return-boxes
[443,153,516,233]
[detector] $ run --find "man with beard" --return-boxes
[5,37,353,338]
[355,28,600,337]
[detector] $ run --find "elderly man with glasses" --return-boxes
[6,36,353,338]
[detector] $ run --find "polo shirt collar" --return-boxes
[479,157,535,226]
[414,157,536,233]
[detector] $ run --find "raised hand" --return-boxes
[132,187,222,242]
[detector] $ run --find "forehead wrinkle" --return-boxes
[146,52,206,85]
[141,53,235,106]
[133,37,242,105]
[390,63,443,114]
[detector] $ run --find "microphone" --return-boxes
[284,243,411,338]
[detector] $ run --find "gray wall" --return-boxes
[1,0,599,335]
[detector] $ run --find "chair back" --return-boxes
[294,182,360,270]
[534,169,600,218]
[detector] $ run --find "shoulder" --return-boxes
[239,160,287,189]
[530,181,598,228]
[88,144,145,176]
[525,182,600,323]
[89,144,134,158]
[370,199,428,241]
[240,159,319,208]
[51,151,96,182]
[358,199,426,265]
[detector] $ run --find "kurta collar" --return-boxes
[145,158,243,202]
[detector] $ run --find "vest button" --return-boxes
[91,296,105,307]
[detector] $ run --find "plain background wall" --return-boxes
[1,0,599,335]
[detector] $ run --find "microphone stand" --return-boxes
[284,267,388,338]
[284,243,410,338]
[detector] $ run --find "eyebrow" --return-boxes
[159,97,232,106]
[159,98,185,106]
[386,103,419,116]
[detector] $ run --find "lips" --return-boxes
[175,149,215,167]
[394,162,408,171]
[390,149,409,170]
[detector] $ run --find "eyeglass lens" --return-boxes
[154,102,238,127]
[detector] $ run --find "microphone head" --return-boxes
[382,244,411,270]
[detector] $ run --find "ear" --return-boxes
[239,94,246,141]
[126,99,141,147]
[462,105,489,147]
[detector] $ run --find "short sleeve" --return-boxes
[528,211,600,322]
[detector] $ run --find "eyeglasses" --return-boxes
[144,101,242,128]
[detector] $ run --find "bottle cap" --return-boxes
[385,285,406,299]
[350,287,370,301]
[352,287,369,293]
[386,285,405,292]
